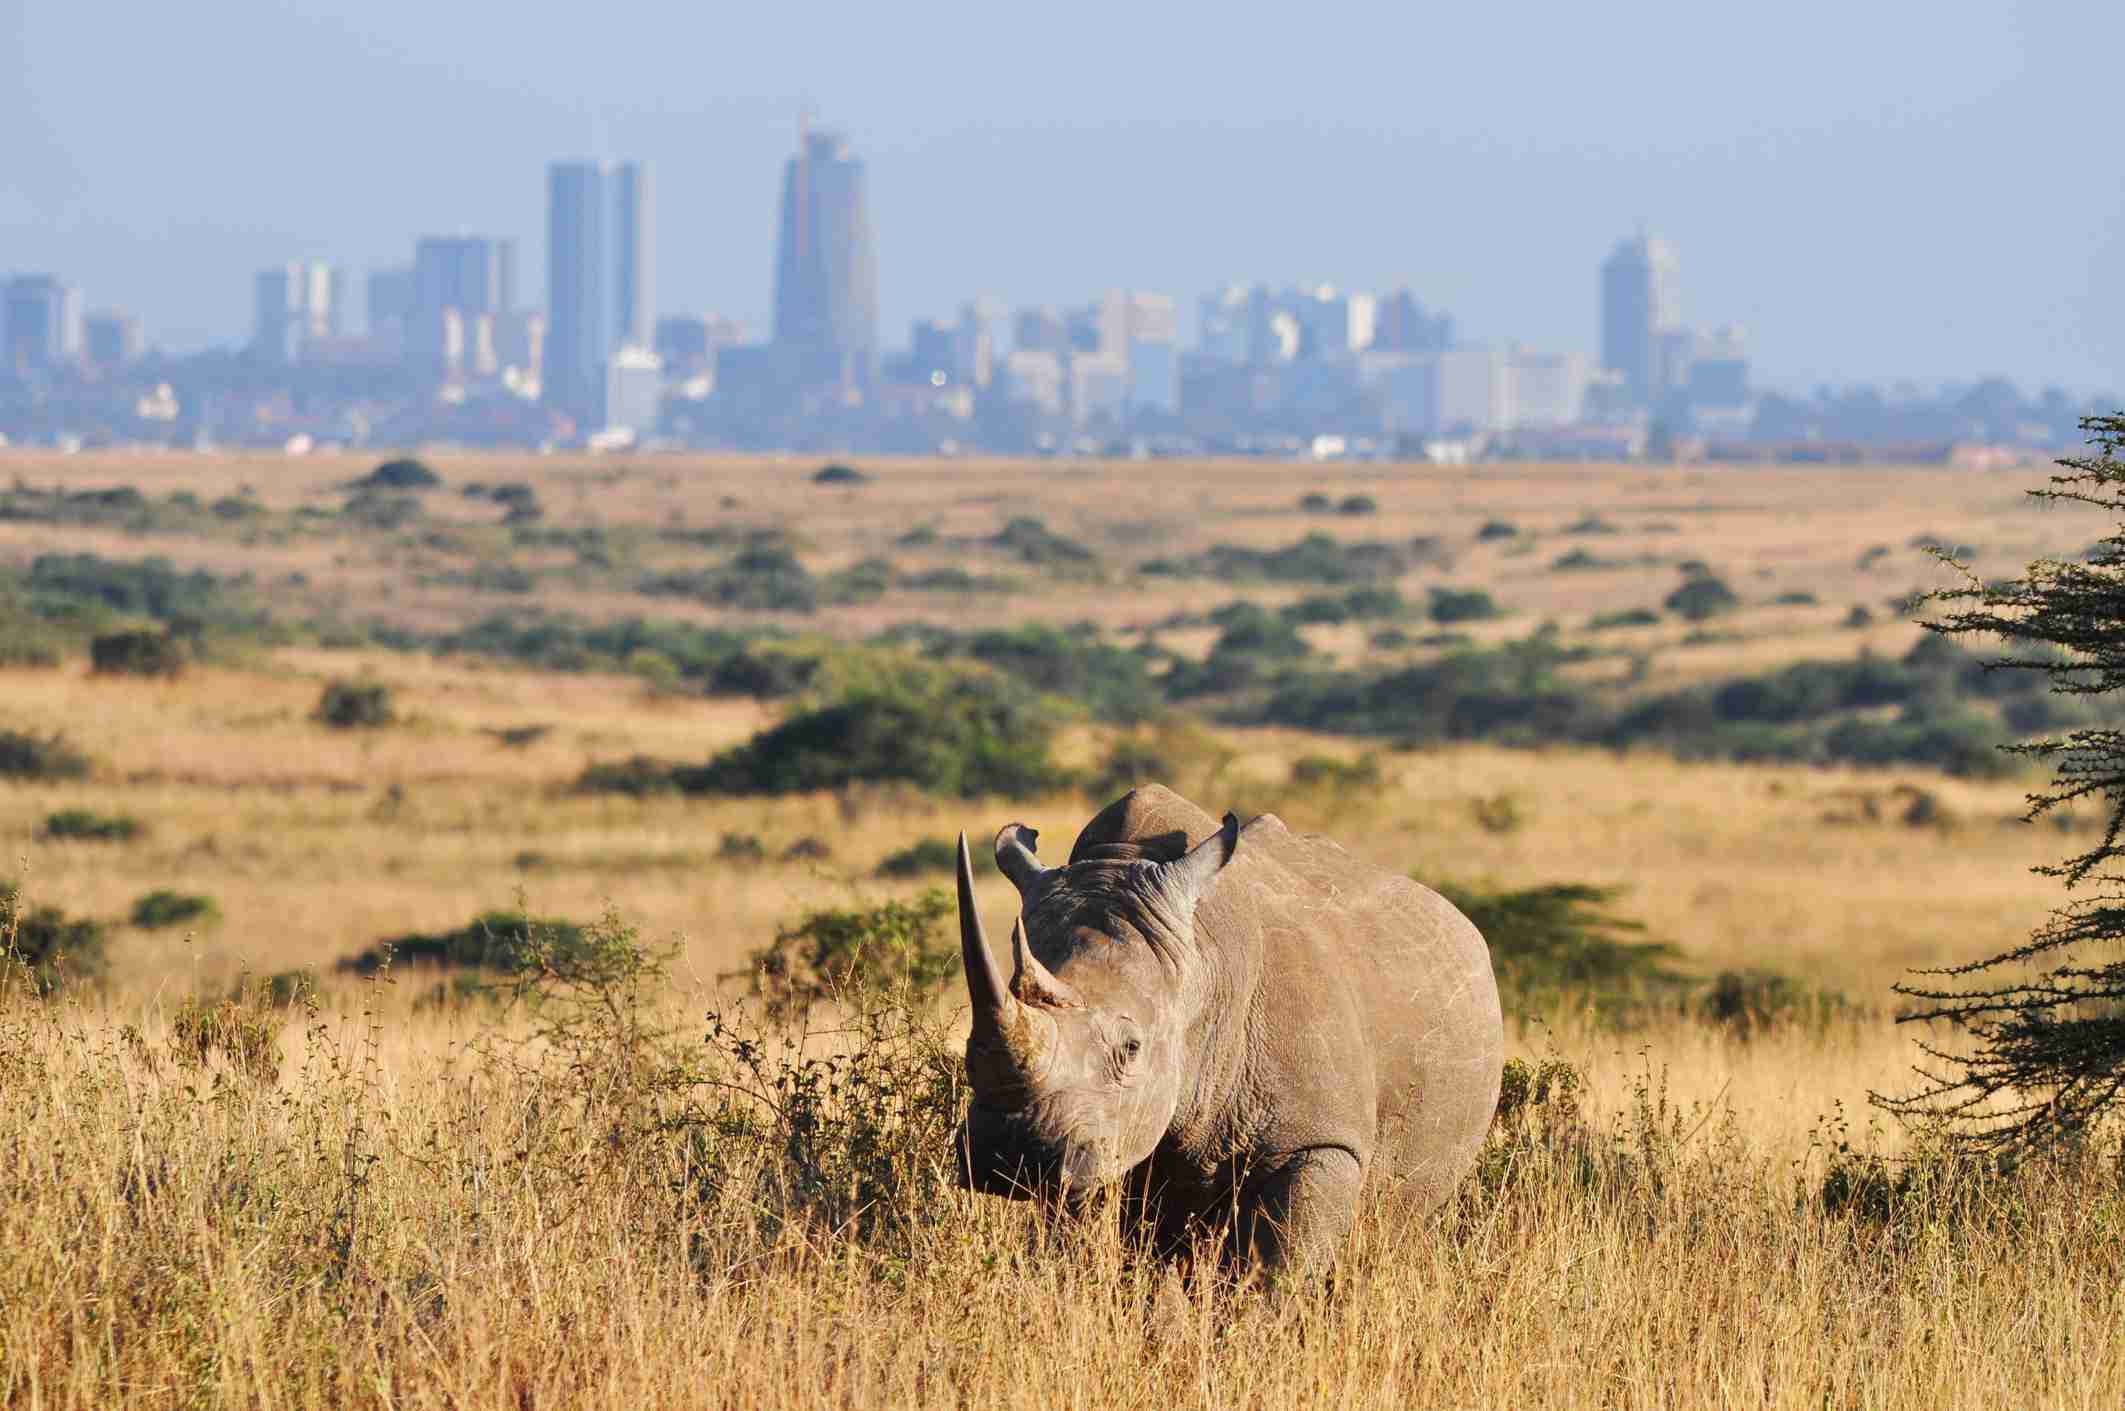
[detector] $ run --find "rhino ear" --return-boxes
[994,823,1051,900]
[1159,811,1241,910]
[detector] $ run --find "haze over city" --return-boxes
[6,0,2121,391]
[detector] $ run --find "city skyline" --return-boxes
[5,2,2120,394]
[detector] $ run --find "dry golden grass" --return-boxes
[3,450,2116,1407]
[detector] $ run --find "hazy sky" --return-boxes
[5,0,2120,392]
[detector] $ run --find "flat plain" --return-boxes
[2,450,2119,1409]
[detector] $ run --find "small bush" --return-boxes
[0,728,90,780]
[41,809,141,843]
[1,882,107,995]
[1665,572,1740,622]
[314,680,395,729]
[717,834,767,864]
[875,837,959,878]
[781,836,833,862]
[1844,604,1876,629]
[1564,515,1620,535]
[1698,968,1856,1037]
[1773,590,1820,606]
[1338,494,1379,516]
[353,457,442,491]
[1288,753,1384,794]
[130,889,219,929]
[664,671,1067,800]
[988,517,1097,569]
[812,462,871,486]
[1428,587,1501,623]
[1436,880,1680,1016]
[336,911,590,976]
[1476,519,1520,541]
[1298,492,1333,513]
[735,889,958,1023]
[1589,608,1661,630]
[90,628,186,677]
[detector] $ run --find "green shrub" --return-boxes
[1281,587,1407,625]
[875,837,959,878]
[353,457,442,491]
[939,625,1164,724]
[1588,608,1661,630]
[576,755,681,797]
[314,680,395,729]
[1476,519,1520,541]
[640,539,819,613]
[0,728,90,780]
[1148,533,1409,585]
[717,834,767,864]
[1665,572,1740,622]
[1698,968,1856,1037]
[1298,492,1333,513]
[41,809,141,843]
[1428,587,1501,623]
[1435,880,1681,1016]
[1288,753,1384,794]
[28,553,235,625]
[1773,590,1820,606]
[1338,494,1379,516]
[1,882,107,995]
[987,517,1096,569]
[1564,515,1620,535]
[813,462,871,486]
[735,889,959,1023]
[89,628,186,677]
[130,889,219,929]
[674,671,1067,800]
[335,911,589,976]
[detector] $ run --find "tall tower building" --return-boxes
[1599,232,1680,406]
[252,262,339,363]
[547,160,655,427]
[411,236,515,378]
[771,127,878,389]
[611,162,653,351]
[3,276,83,371]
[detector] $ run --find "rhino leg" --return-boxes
[1233,1146,1363,1281]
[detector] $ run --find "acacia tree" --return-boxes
[1878,414,2125,1150]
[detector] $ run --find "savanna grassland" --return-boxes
[3,449,2123,1408]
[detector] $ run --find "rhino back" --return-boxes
[1071,787,1504,1210]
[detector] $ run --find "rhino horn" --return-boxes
[957,832,1017,1039]
[993,823,1050,900]
[1158,811,1242,908]
[1009,915,1084,1010]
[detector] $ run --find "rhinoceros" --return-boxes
[952,784,1504,1276]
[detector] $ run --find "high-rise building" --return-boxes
[412,236,515,378]
[252,262,340,363]
[547,161,612,425]
[82,310,142,369]
[611,163,652,351]
[771,127,878,390]
[547,160,655,428]
[1373,290,1454,354]
[1599,233,1680,406]
[367,267,416,341]
[3,276,84,370]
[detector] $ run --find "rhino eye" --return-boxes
[1122,1038,1142,1060]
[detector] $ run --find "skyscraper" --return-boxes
[3,276,83,371]
[547,160,654,428]
[1600,233,1680,406]
[771,128,878,389]
[611,162,652,351]
[412,236,515,378]
[251,262,340,363]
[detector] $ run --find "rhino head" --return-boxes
[951,812,1240,1201]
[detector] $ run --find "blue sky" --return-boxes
[4,0,2119,392]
